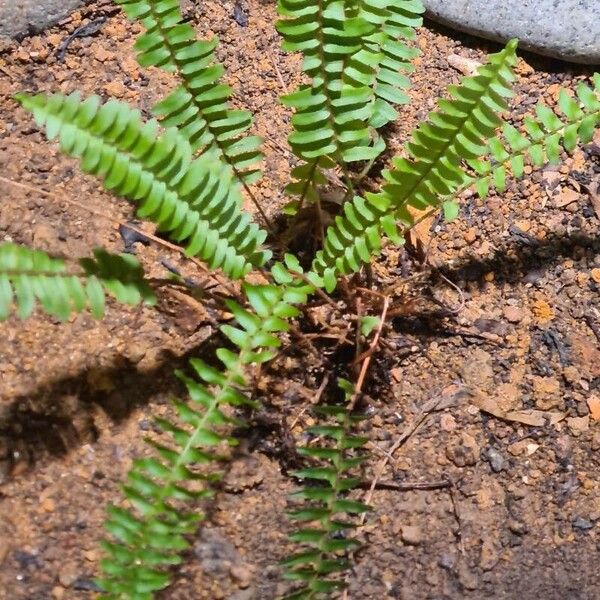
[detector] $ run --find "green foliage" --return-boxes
[16,92,271,279]
[468,74,600,198]
[364,0,424,128]
[283,379,370,599]
[277,0,423,210]
[0,243,154,320]
[10,0,600,597]
[311,41,519,288]
[100,263,314,599]
[277,0,380,164]
[115,0,263,184]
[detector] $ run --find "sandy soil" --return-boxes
[1,1,600,599]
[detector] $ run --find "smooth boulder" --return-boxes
[423,0,600,65]
[0,0,88,38]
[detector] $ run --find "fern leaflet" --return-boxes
[99,261,315,598]
[468,75,600,198]
[284,379,370,599]
[364,0,424,128]
[0,243,155,320]
[311,40,519,289]
[115,0,263,184]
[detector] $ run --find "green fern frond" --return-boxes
[284,379,370,599]
[311,40,519,289]
[16,92,271,278]
[279,0,423,207]
[0,243,155,320]
[467,75,600,198]
[277,0,383,165]
[114,0,263,184]
[364,0,424,128]
[100,262,315,598]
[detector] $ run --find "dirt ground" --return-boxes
[1,1,600,599]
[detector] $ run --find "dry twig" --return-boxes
[349,296,390,411]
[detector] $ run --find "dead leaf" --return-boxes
[447,53,482,76]
[554,187,579,208]
[504,409,565,427]
[541,168,562,191]
[405,205,435,259]
[472,389,565,426]
[572,149,586,172]
[422,383,470,412]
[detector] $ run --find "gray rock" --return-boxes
[485,447,506,473]
[0,0,90,39]
[572,516,594,530]
[423,0,600,65]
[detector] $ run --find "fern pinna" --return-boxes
[15,92,271,279]
[115,0,263,186]
[100,262,314,598]
[311,44,600,289]
[467,74,600,198]
[277,0,424,210]
[284,379,370,599]
[364,0,424,128]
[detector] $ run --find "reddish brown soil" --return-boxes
[1,1,600,599]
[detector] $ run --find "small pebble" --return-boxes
[503,306,523,323]
[572,517,594,531]
[58,562,80,587]
[439,413,457,432]
[486,447,506,473]
[446,432,480,467]
[51,586,65,600]
[401,525,424,545]
[230,564,253,588]
[439,553,455,570]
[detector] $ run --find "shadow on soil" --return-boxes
[0,229,598,481]
[0,342,205,481]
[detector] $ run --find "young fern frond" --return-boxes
[279,0,424,209]
[364,0,424,128]
[284,379,370,599]
[16,92,271,278]
[277,0,380,165]
[277,0,382,206]
[0,243,155,320]
[114,0,263,184]
[100,263,315,598]
[311,40,519,288]
[467,75,600,198]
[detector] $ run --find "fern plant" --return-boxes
[4,0,600,598]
